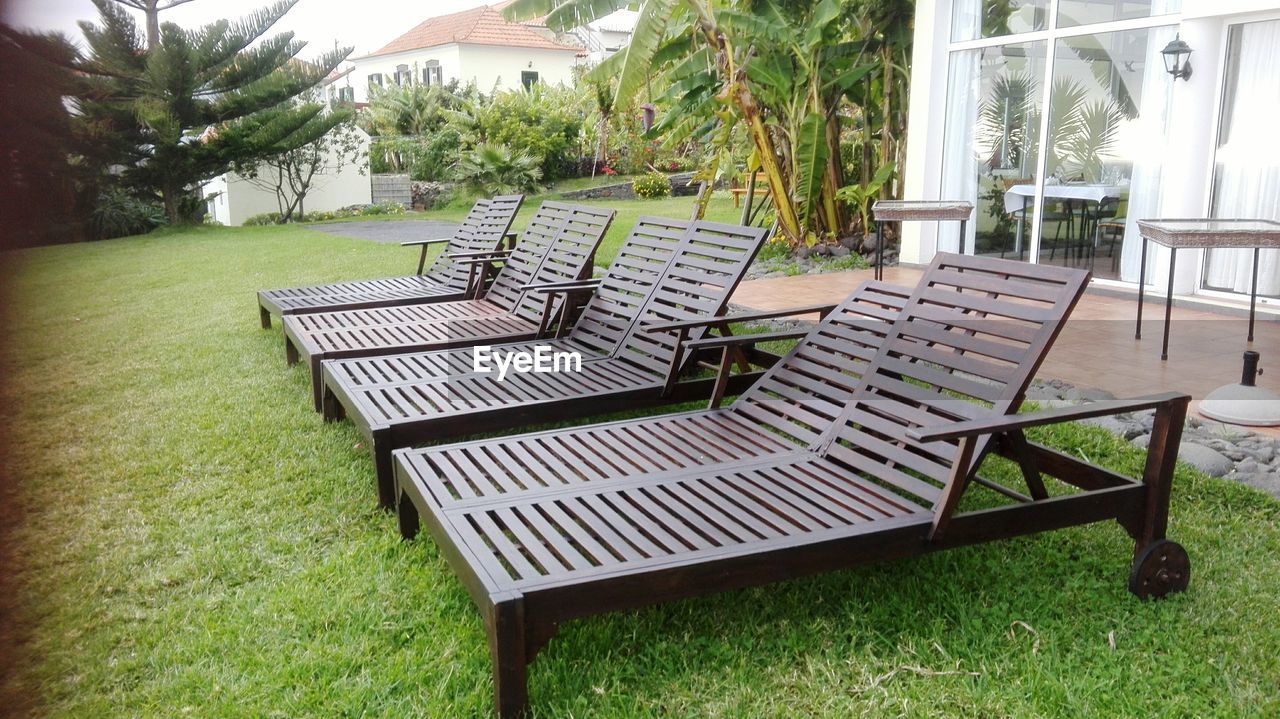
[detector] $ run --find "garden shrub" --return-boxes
[243,212,283,226]
[631,172,672,199]
[456,143,543,196]
[89,188,167,239]
[472,86,581,182]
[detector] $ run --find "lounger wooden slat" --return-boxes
[321,218,771,505]
[256,195,523,326]
[391,253,1194,718]
[281,202,615,410]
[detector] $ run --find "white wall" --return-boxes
[350,45,463,103]
[349,44,580,102]
[205,127,373,226]
[456,44,581,91]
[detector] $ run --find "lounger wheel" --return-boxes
[1128,539,1190,600]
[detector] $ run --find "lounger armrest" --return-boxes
[907,392,1191,443]
[523,279,602,294]
[403,237,452,274]
[449,249,512,261]
[504,231,518,249]
[643,303,839,333]
[682,329,809,351]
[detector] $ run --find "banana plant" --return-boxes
[504,0,887,247]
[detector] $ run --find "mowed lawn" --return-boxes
[2,196,1280,717]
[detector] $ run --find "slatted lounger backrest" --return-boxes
[562,217,696,358]
[482,202,615,321]
[421,195,524,292]
[728,281,915,446]
[610,221,769,375]
[812,253,1089,512]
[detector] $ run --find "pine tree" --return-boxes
[74,0,351,222]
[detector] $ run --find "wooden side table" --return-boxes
[872,201,974,281]
[1135,218,1280,360]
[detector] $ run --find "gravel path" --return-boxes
[307,220,459,244]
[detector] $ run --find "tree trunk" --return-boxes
[161,181,181,224]
[143,1,160,49]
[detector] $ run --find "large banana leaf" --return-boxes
[614,0,681,107]
[793,111,828,229]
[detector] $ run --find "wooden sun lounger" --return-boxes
[319,217,771,506]
[391,253,1192,718]
[256,195,523,327]
[282,202,616,410]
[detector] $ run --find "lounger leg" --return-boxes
[285,336,299,366]
[488,597,530,719]
[1135,397,1188,549]
[321,382,345,422]
[372,435,396,509]
[310,358,325,413]
[259,304,272,329]
[397,490,420,540]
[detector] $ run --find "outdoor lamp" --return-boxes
[1161,35,1193,81]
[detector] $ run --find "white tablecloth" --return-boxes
[1003,184,1127,213]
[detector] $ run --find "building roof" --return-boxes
[361,3,582,59]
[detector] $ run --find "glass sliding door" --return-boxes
[1203,19,1280,300]
[940,41,1048,258]
[1038,26,1175,279]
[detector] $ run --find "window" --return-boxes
[368,73,383,89]
[521,70,539,90]
[337,86,354,103]
[395,64,411,86]
[423,61,442,86]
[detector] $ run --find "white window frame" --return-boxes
[1192,9,1280,308]
[943,1,1182,264]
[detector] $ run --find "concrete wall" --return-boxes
[205,127,373,226]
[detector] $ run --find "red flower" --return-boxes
[602,166,616,175]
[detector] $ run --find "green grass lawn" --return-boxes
[2,222,1279,718]
[332,188,750,269]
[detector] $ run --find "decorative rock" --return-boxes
[839,234,860,250]
[831,245,851,257]
[1176,443,1235,477]
[860,232,881,253]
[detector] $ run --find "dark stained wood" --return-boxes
[256,195,523,326]
[322,217,772,506]
[283,202,616,410]
[389,252,1194,718]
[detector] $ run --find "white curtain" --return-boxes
[1203,19,1280,296]
[940,47,982,255]
[1119,26,1177,284]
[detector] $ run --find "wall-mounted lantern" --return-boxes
[1161,35,1193,81]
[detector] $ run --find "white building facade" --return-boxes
[204,126,372,226]
[902,0,1280,306]
[343,4,586,103]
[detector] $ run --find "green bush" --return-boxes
[242,212,283,226]
[631,172,672,199]
[89,188,167,239]
[456,143,543,196]
[472,86,582,182]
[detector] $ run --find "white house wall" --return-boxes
[349,44,580,103]
[206,128,373,226]
[456,44,580,92]
[350,45,464,103]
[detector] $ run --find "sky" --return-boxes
[1,0,494,58]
